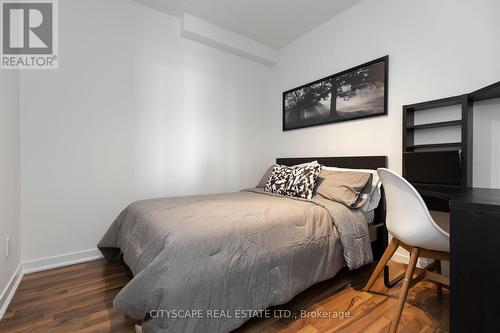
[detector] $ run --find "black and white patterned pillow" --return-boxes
[286,164,322,199]
[264,165,293,195]
[265,163,322,199]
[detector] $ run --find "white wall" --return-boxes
[474,98,500,188]
[19,0,272,261]
[271,0,500,177]
[0,70,21,299]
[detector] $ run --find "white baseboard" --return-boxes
[22,248,104,274]
[391,251,449,276]
[0,264,23,321]
[391,251,432,268]
[0,248,104,321]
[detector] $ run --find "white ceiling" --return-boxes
[134,0,363,48]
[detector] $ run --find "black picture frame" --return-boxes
[282,55,389,131]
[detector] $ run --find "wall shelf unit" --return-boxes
[403,94,472,187]
[403,80,500,188]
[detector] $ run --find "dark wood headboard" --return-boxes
[276,156,387,170]
[276,155,388,259]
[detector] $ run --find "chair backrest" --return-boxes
[377,168,449,252]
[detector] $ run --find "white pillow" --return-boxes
[322,166,381,212]
[293,160,320,168]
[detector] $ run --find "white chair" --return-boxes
[364,168,449,333]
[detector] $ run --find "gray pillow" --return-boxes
[256,165,275,188]
[316,170,373,208]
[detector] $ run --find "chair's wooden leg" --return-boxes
[364,237,400,291]
[390,247,420,333]
[435,260,442,298]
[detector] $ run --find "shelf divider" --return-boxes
[407,120,462,130]
[407,142,462,150]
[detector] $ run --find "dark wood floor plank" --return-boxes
[0,259,448,333]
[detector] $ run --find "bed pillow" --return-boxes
[322,166,382,212]
[315,170,373,208]
[264,165,293,195]
[264,163,322,199]
[292,160,320,168]
[256,165,275,188]
[285,164,322,199]
[258,161,319,188]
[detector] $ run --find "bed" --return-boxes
[98,156,387,333]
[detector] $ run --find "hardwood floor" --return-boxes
[0,259,448,333]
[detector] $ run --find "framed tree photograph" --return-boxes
[283,56,388,131]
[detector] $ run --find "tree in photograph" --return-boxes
[329,62,385,119]
[285,80,332,122]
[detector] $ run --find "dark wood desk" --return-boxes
[414,185,500,333]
